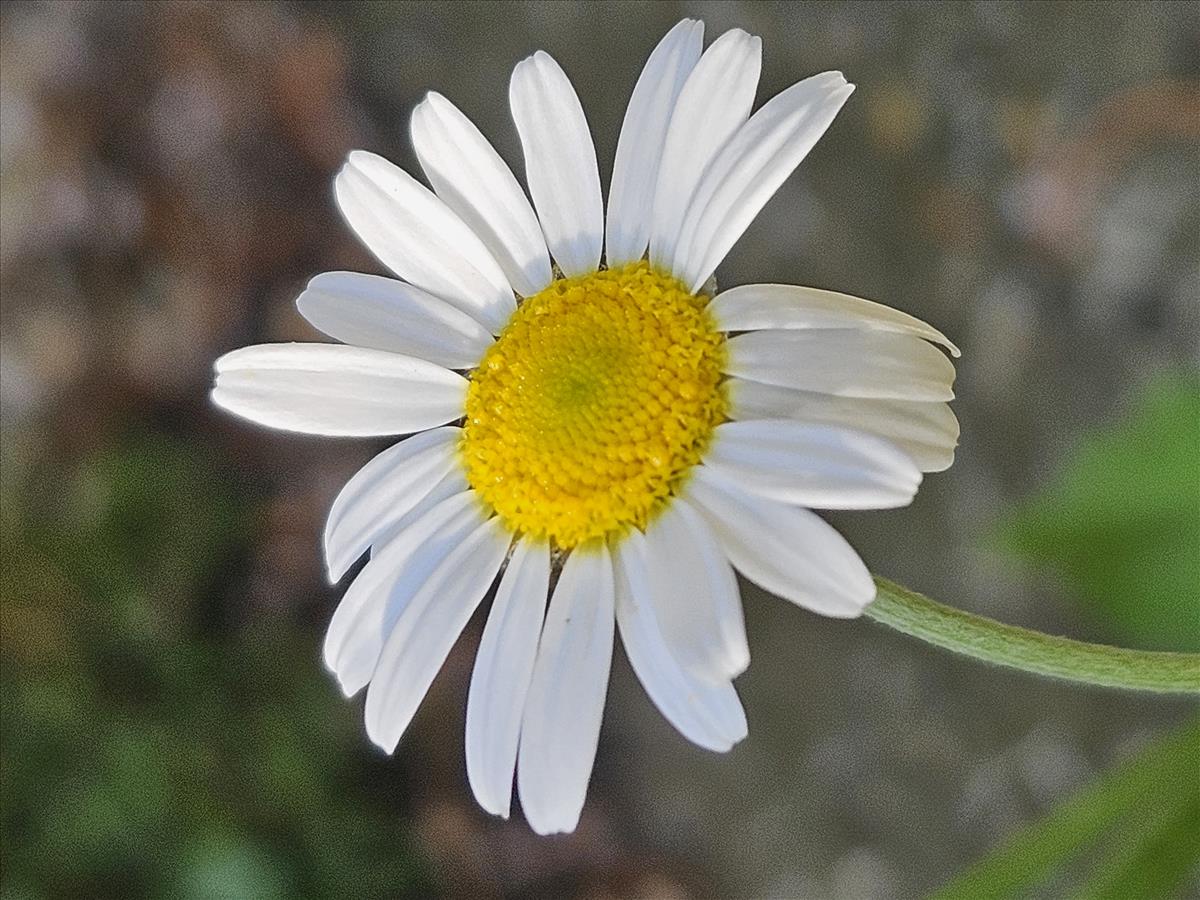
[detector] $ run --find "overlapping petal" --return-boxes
[640,499,749,684]
[322,427,461,582]
[364,515,510,753]
[671,73,855,292]
[517,544,614,835]
[297,271,495,369]
[334,150,515,332]
[323,491,483,697]
[613,532,747,751]
[686,465,875,617]
[709,283,960,357]
[411,92,552,297]
[605,18,704,267]
[466,539,550,818]
[726,328,956,401]
[728,380,959,473]
[648,28,761,270]
[706,419,922,509]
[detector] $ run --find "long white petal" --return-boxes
[296,272,494,369]
[323,491,483,697]
[709,283,960,357]
[673,73,855,292]
[612,532,747,751]
[640,499,749,684]
[333,150,515,333]
[648,28,761,273]
[411,92,552,297]
[728,380,959,473]
[605,18,704,267]
[509,51,603,277]
[725,329,956,401]
[706,419,922,509]
[466,539,550,818]
[364,515,510,753]
[517,544,614,835]
[211,343,466,437]
[323,427,461,582]
[685,465,875,618]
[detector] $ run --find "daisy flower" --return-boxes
[212,19,959,835]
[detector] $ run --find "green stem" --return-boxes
[865,577,1200,694]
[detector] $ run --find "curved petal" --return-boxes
[334,150,515,333]
[364,515,510,753]
[728,380,959,473]
[296,272,494,369]
[605,18,704,267]
[640,498,749,684]
[211,343,467,437]
[685,465,875,618]
[517,543,614,835]
[466,539,550,818]
[323,427,461,582]
[672,73,855,292]
[509,51,603,277]
[612,531,747,752]
[648,28,761,274]
[323,491,484,697]
[709,283,959,357]
[411,92,552,297]
[706,419,922,510]
[725,329,956,401]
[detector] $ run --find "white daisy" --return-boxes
[212,19,959,835]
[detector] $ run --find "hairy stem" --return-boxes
[865,577,1200,694]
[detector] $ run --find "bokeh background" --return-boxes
[2,2,1198,898]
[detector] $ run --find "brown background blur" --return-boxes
[2,2,1198,898]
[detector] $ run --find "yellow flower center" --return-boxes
[461,261,727,550]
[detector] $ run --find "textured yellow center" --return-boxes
[461,261,727,550]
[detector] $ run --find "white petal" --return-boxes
[369,466,468,559]
[509,51,603,277]
[648,28,761,274]
[706,419,922,509]
[640,499,749,684]
[334,150,515,333]
[323,491,484,697]
[211,343,466,437]
[728,379,959,473]
[685,465,876,618]
[725,329,956,401]
[517,544,614,835]
[296,272,494,369]
[323,427,461,583]
[673,73,855,292]
[612,532,747,752]
[364,515,510,753]
[411,92,552,297]
[466,539,550,818]
[709,283,960,357]
[604,18,704,267]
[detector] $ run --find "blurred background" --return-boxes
[1,2,1197,898]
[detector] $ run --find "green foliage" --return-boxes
[0,432,431,899]
[934,378,1200,898]
[995,374,1200,652]
[930,719,1200,900]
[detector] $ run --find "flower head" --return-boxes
[212,19,959,834]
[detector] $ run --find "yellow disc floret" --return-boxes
[461,261,727,550]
